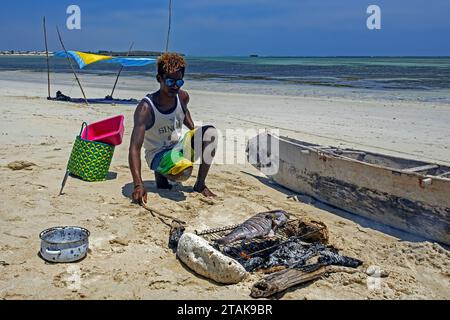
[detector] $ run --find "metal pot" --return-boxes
[39,226,90,263]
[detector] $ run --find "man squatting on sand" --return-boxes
[129,53,218,204]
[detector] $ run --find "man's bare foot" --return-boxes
[155,172,172,190]
[193,183,216,197]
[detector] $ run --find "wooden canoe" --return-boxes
[247,133,450,245]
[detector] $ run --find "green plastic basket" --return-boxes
[66,122,115,182]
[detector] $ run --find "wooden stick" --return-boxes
[165,0,172,52]
[250,265,363,298]
[250,265,325,298]
[56,26,88,105]
[109,41,134,98]
[43,17,51,99]
[58,169,70,196]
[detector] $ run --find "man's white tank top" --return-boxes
[142,94,185,166]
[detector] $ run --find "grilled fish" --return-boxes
[216,210,288,245]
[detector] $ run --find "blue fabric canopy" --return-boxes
[105,57,156,67]
[54,50,156,69]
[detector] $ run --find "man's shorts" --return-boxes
[150,125,215,176]
[150,129,195,176]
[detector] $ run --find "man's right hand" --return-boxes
[129,100,151,206]
[132,184,147,205]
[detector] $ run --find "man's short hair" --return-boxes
[157,52,186,77]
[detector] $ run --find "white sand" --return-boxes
[0,71,449,299]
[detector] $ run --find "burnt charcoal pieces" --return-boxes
[223,237,362,272]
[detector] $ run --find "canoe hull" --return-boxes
[247,133,450,245]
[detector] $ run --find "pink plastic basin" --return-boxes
[81,115,125,146]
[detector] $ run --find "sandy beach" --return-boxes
[0,70,449,300]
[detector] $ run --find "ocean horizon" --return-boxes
[1,55,449,103]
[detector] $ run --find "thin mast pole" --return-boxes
[165,0,172,52]
[43,17,51,98]
[109,41,134,98]
[56,26,88,105]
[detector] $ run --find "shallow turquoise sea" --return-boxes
[1,55,449,102]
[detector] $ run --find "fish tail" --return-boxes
[217,232,242,245]
[216,235,232,245]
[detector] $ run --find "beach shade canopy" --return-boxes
[54,50,156,69]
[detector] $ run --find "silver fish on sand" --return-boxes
[216,210,288,245]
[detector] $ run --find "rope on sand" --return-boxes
[141,203,186,227]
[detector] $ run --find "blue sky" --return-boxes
[0,0,449,56]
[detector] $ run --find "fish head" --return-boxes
[266,210,288,229]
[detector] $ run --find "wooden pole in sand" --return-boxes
[109,41,134,99]
[43,17,51,99]
[165,0,172,52]
[56,26,88,105]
